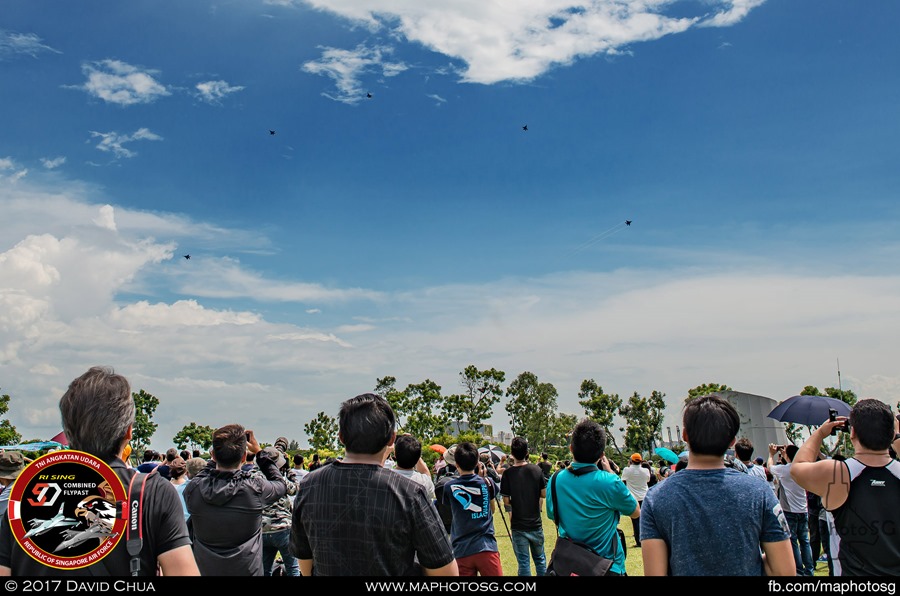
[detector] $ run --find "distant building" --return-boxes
[710,390,789,450]
[445,421,493,441]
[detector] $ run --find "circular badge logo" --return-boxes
[7,450,126,570]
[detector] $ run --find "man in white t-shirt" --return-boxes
[392,434,436,502]
[621,453,650,546]
[768,444,814,576]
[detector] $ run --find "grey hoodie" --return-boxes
[184,453,287,576]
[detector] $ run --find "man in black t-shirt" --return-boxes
[0,366,199,577]
[500,437,547,576]
[538,453,553,480]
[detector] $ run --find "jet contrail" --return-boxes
[567,220,626,257]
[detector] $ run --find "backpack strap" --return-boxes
[126,472,150,576]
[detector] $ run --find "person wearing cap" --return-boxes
[183,425,288,576]
[620,452,650,547]
[261,440,301,576]
[0,452,25,512]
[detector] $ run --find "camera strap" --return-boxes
[126,472,150,576]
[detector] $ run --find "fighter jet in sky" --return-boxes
[183,254,191,260]
[625,220,632,226]
[269,130,276,135]
[522,125,528,131]
[24,504,79,539]
[366,92,372,98]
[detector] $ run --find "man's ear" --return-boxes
[387,431,396,450]
[209,448,216,462]
[729,438,737,449]
[682,428,689,443]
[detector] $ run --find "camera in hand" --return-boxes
[828,408,849,435]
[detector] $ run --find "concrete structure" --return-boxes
[710,390,789,453]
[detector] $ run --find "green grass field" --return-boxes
[492,502,829,577]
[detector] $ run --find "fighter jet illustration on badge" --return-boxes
[24,504,79,538]
[54,525,117,552]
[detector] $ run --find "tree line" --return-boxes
[0,373,874,462]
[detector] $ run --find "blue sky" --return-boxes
[2,0,899,450]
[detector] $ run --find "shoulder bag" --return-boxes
[546,465,618,577]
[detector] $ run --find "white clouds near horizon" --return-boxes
[2,176,899,449]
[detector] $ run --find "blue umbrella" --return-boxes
[767,394,852,427]
[654,447,679,464]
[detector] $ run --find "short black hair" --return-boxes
[734,437,754,462]
[394,434,422,469]
[683,394,740,456]
[511,437,528,461]
[338,393,396,455]
[211,424,247,467]
[850,399,895,451]
[454,442,479,472]
[570,418,605,463]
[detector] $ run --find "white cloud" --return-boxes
[306,308,321,314]
[89,128,163,159]
[0,30,60,59]
[335,323,374,333]
[303,44,408,103]
[110,300,261,327]
[427,93,447,106]
[40,156,66,169]
[701,0,768,27]
[299,0,767,84]
[75,59,170,105]
[92,204,117,232]
[0,159,27,181]
[173,256,381,303]
[195,80,245,104]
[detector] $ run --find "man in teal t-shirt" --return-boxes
[546,419,639,576]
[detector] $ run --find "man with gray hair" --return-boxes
[0,366,199,576]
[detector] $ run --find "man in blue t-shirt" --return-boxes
[641,394,795,576]
[443,442,502,576]
[545,419,638,576]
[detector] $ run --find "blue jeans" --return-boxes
[784,512,814,576]
[511,528,546,576]
[262,528,300,576]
